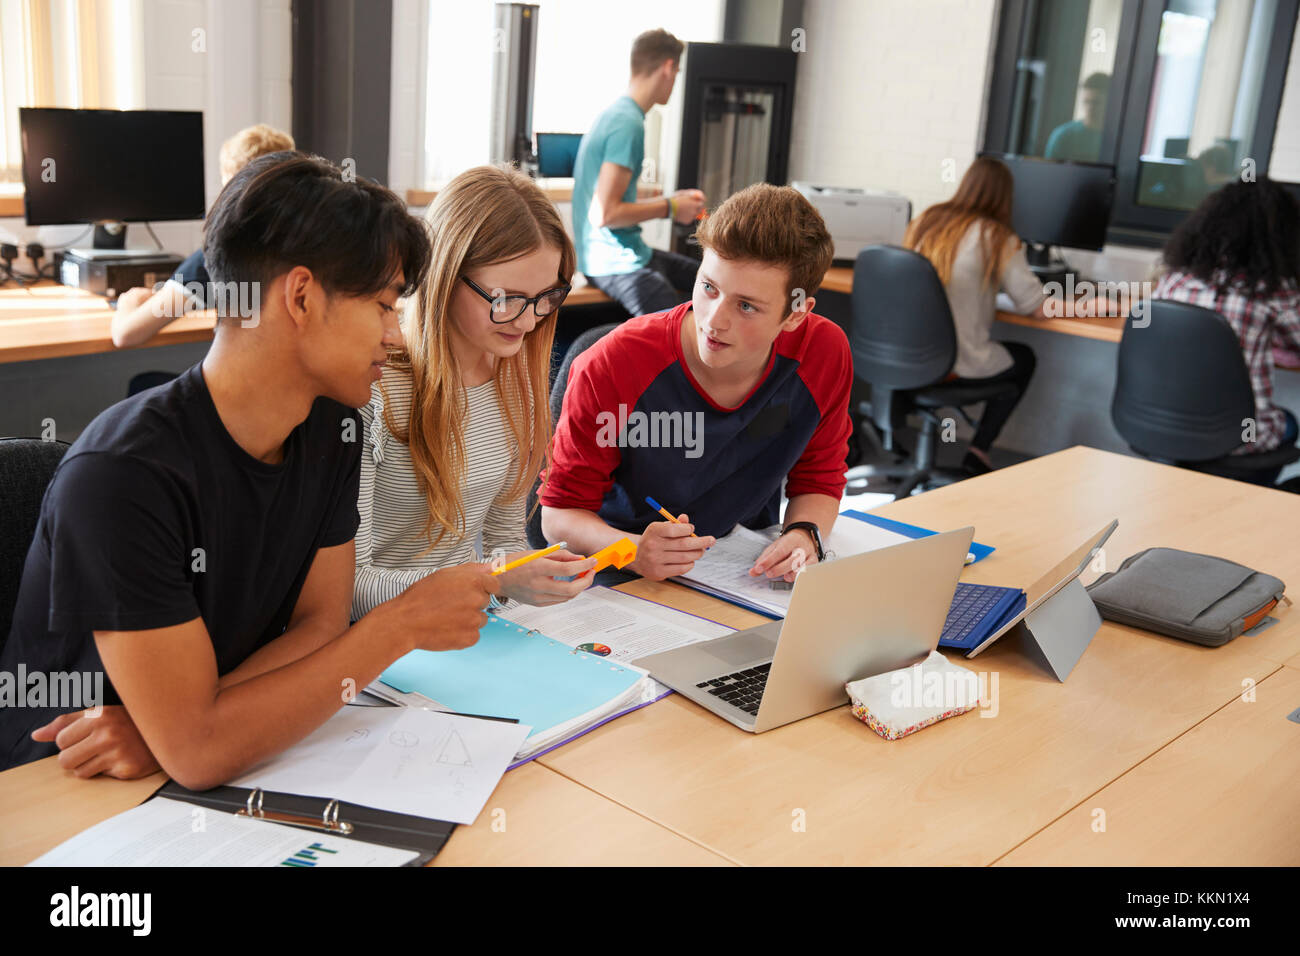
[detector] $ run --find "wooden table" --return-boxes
[0,280,612,366]
[998,665,1300,865]
[818,265,1127,343]
[535,447,1300,865]
[3,447,1296,865]
[0,750,732,867]
[0,281,216,363]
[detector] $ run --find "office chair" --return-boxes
[526,322,621,548]
[1112,299,1300,484]
[844,246,1022,499]
[0,438,69,655]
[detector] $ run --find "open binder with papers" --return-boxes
[29,782,454,867]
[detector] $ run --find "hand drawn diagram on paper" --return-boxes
[435,728,472,767]
[388,730,419,748]
[228,706,530,825]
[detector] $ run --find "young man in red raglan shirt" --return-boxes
[541,183,852,582]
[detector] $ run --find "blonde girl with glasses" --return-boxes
[352,166,597,618]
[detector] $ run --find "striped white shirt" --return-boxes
[351,364,527,620]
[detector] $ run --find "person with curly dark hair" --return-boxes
[1154,177,1300,477]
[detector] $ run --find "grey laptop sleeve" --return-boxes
[1086,547,1286,647]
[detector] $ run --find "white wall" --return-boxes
[787,0,999,215]
[1268,10,1300,181]
[389,0,425,197]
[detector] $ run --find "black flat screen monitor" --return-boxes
[536,132,583,178]
[20,108,205,226]
[982,153,1116,251]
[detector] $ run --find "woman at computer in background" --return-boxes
[110,124,294,352]
[904,155,1051,476]
[351,165,597,619]
[1154,178,1300,483]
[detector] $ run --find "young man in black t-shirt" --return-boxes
[0,153,498,785]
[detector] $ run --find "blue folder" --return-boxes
[841,510,995,563]
[379,615,645,744]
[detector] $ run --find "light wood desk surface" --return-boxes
[0,281,216,363]
[5,250,1141,363]
[3,446,1296,865]
[818,264,1127,343]
[0,280,613,365]
[534,446,1300,865]
[998,665,1300,866]
[0,751,732,867]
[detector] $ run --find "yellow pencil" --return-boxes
[491,542,565,575]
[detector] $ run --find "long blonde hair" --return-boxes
[386,166,573,550]
[904,156,1020,287]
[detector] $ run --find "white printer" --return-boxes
[791,182,912,261]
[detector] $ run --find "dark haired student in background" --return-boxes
[1154,178,1300,484]
[0,153,498,781]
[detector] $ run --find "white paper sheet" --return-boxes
[227,706,530,825]
[29,797,419,867]
[675,515,918,617]
[497,586,733,663]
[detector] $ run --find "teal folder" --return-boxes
[378,614,645,744]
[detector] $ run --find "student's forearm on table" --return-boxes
[163,610,413,789]
[111,285,188,348]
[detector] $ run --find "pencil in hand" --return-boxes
[645,496,698,538]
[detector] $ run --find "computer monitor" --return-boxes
[981,152,1116,255]
[535,132,583,178]
[20,108,205,245]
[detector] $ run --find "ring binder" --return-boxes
[236,787,355,835]
[159,781,455,866]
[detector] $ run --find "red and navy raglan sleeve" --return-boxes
[540,344,625,511]
[786,318,854,500]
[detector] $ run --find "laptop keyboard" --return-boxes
[696,663,771,715]
[943,583,1009,645]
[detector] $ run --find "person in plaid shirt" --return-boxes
[1154,178,1300,474]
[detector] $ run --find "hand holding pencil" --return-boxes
[634,499,716,581]
[491,543,598,608]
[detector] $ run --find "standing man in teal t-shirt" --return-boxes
[573,28,708,317]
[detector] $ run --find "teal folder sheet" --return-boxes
[379,615,644,743]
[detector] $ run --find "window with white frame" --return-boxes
[416,0,724,189]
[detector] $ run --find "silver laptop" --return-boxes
[635,526,975,733]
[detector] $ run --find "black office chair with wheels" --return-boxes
[526,323,621,548]
[844,245,1022,498]
[1112,299,1300,484]
[0,438,69,655]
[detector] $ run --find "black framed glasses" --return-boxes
[461,276,571,324]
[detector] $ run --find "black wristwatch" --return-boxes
[779,521,824,562]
